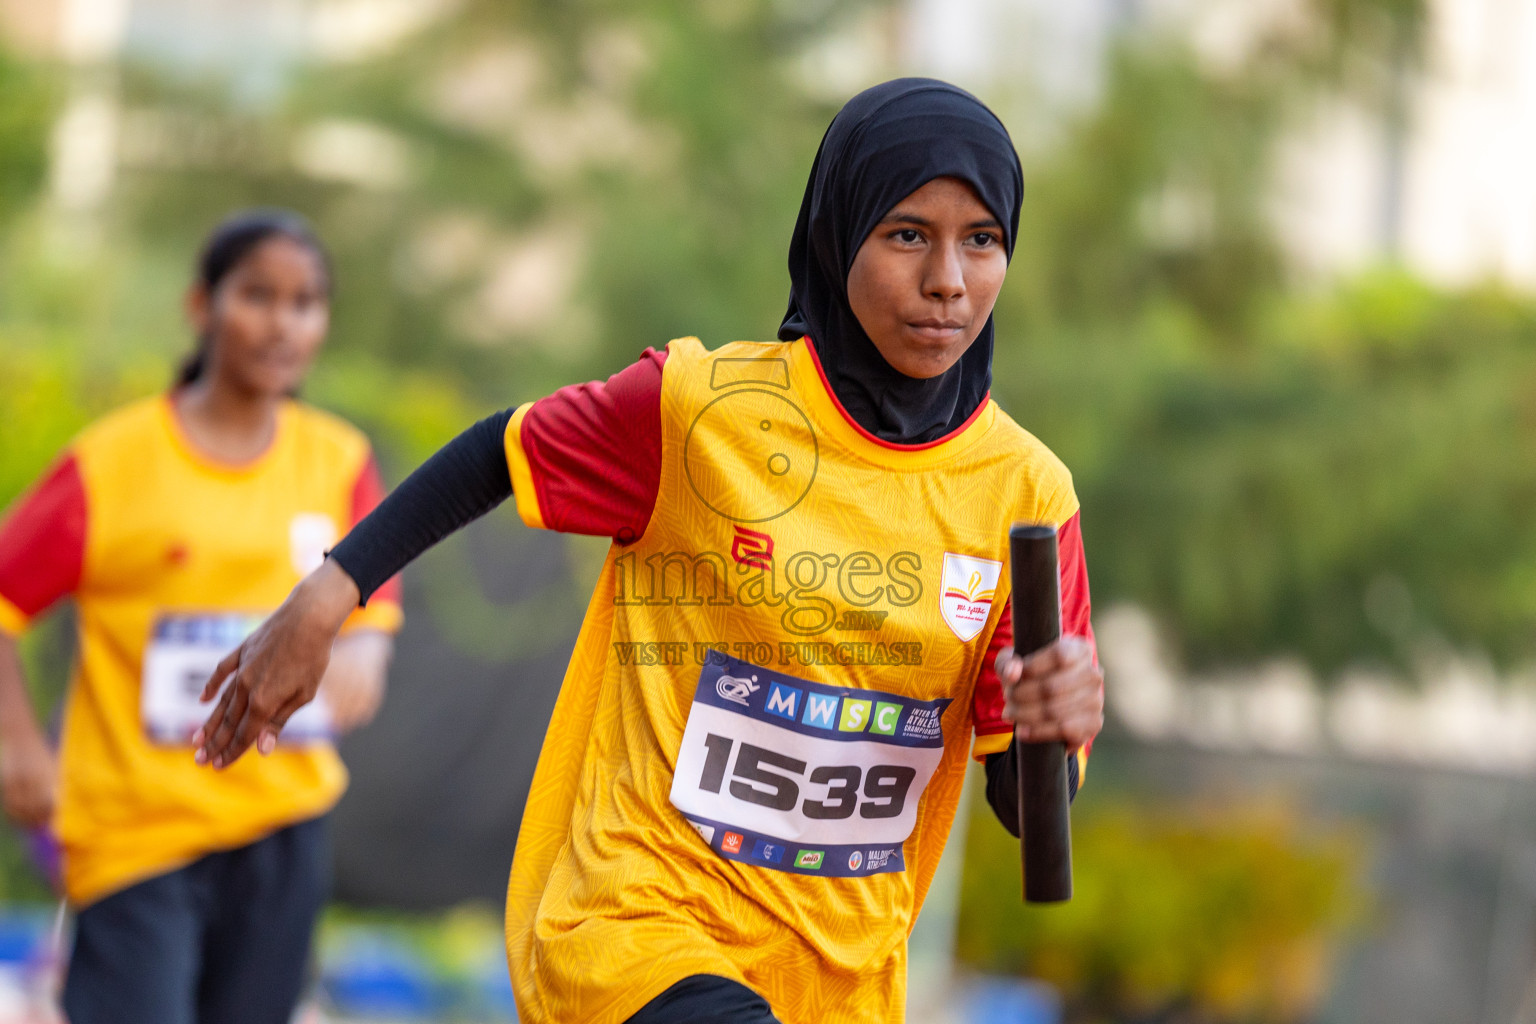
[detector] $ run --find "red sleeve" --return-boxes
[0,453,88,634]
[513,347,667,542]
[350,451,401,607]
[972,510,1095,747]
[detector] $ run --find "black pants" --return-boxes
[626,974,780,1024]
[63,816,330,1024]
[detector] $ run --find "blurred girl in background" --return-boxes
[0,209,402,1024]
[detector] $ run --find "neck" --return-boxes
[804,323,984,445]
[174,375,283,465]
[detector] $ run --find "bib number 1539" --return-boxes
[696,733,917,820]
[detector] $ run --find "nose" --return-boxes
[922,241,966,303]
[274,298,309,340]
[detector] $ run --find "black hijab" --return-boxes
[778,78,1024,444]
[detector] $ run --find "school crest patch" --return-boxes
[939,552,1002,642]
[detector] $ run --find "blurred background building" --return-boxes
[5,0,1536,1022]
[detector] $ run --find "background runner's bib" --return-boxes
[142,612,333,744]
[671,653,949,876]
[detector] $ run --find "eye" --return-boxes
[970,232,1000,248]
[891,228,922,244]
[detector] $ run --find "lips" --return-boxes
[905,319,966,341]
[252,344,302,366]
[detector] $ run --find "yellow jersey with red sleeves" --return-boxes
[499,336,1092,1024]
[0,394,403,906]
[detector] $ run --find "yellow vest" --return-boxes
[503,337,1078,1024]
[0,397,401,905]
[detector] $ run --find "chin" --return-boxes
[238,370,302,399]
[894,332,975,377]
[866,326,974,379]
[892,347,966,380]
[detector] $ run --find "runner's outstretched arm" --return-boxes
[0,633,57,828]
[194,409,513,767]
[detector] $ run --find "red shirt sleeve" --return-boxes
[0,453,88,634]
[514,347,667,542]
[350,450,402,607]
[972,510,1095,747]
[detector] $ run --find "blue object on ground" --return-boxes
[967,977,1063,1024]
[0,912,49,964]
[321,938,444,1019]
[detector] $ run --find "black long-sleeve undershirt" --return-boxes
[983,746,1081,838]
[328,407,1070,831]
[329,409,514,603]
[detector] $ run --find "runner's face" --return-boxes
[845,177,1007,380]
[194,235,330,398]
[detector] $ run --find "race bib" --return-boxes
[141,613,333,745]
[670,652,951,877]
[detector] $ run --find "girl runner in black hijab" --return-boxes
[194,79,1102,1024]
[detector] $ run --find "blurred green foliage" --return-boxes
[1055,277,1536,672]
[0,48,54,225]
[980,7,1536,674]
[958,793,1367,1022]
[99,0,855,408]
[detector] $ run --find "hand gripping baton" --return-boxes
[1009,523,1073,903]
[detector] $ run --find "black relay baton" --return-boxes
[1009,523,1073,904]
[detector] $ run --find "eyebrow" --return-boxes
[881,210,1002,230]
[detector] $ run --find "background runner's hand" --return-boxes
[194,558,360,768]
[0,723,56,828]
[319,630,393,733]
[995,636,1104,753]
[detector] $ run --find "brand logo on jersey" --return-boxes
[730,526,775,571]
[865,848,897,871]
[795,849,824,870]
[722,832,744,854]
[848,850,863,871]
[752,839,785,864]
[290,513,338,575]
[939,552,1003,642]
[716,673,760,706]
